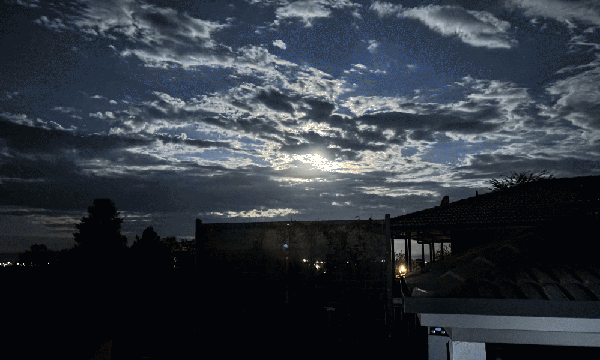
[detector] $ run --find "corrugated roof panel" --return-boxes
[491,245,520,265]
[518,282,547,300]
[584,282,600,300]
[573,268,600,285]
[495,281,524,299]
[562,283,596,301]
[515,269,536,283]
[541,283,569,301]
[551,267,580,285]
[478,282,499,298]
[585,267,600,281]
[574,267,600,286]
[531,268,557,284]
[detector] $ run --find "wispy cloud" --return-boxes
[273,39,287,49]
[402,5,517,49]
[274,0,360,27]
[505,0,600,26]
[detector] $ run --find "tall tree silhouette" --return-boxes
[73,199,128,269]
[68,199,130,352]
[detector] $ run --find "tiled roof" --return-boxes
[402,216,600,301]
[391,175,600,229]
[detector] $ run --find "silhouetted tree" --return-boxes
[18,243,57,266]
[487,170,554,192]
[131,226,172,272]
[72,199,128,271]
[66,199,131,349]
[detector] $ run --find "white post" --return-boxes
[428,334,451,360]
[449,341,486,360]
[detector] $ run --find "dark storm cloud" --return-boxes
[0,117,141,152]
[354,108,502,137]
[234,116,286,138]
[304,98,336,120]
[73,0,229,49]
[256,89,296,114]
[454,153,600,179]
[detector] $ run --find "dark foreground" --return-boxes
[2,265,425,360]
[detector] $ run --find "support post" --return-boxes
[422,237,425,267]
[440,242,444,261]
[404,233,409,274]
[449,341,486,360]
[408,231,412,273]
[384,215,392,328]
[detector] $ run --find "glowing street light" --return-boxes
[400,264,406,277]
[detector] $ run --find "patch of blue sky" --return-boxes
[272,19,367,79]
[448,15,579,90]
[237,135,265,148]
[127,62,243,100]
[421,134,504,166]
[401,147,418,158]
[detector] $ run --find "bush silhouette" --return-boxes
[131,226,173,273]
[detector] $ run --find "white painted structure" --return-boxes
[402,298,600,360]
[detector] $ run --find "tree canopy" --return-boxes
[131,226,173,271]
[72,199,128,266]
[18,243,56,266]
[487,170,554,192]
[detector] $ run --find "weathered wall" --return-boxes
[199,219,388,281]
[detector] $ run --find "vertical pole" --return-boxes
[408,232,412,273]
[440,242,444,261]
[429,243,433,263]
[391,236,395,276]
[422,242,425,267]
[384,215,392,328]
[404,233,408,273]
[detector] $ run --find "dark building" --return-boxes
[391,175,600,272]
[393,175,600,359]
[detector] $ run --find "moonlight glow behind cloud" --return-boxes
[1,0,599,251]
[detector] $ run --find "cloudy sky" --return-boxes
[1,0,599,252]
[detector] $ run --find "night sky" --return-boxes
[1,0,599,252]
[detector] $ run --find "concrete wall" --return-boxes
[199,219,388,281]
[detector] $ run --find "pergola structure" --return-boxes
[390,175,600,273]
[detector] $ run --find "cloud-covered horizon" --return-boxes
[1,0,599,251]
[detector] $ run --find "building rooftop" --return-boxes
[391,175,600,230]
[402,214,600,302]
